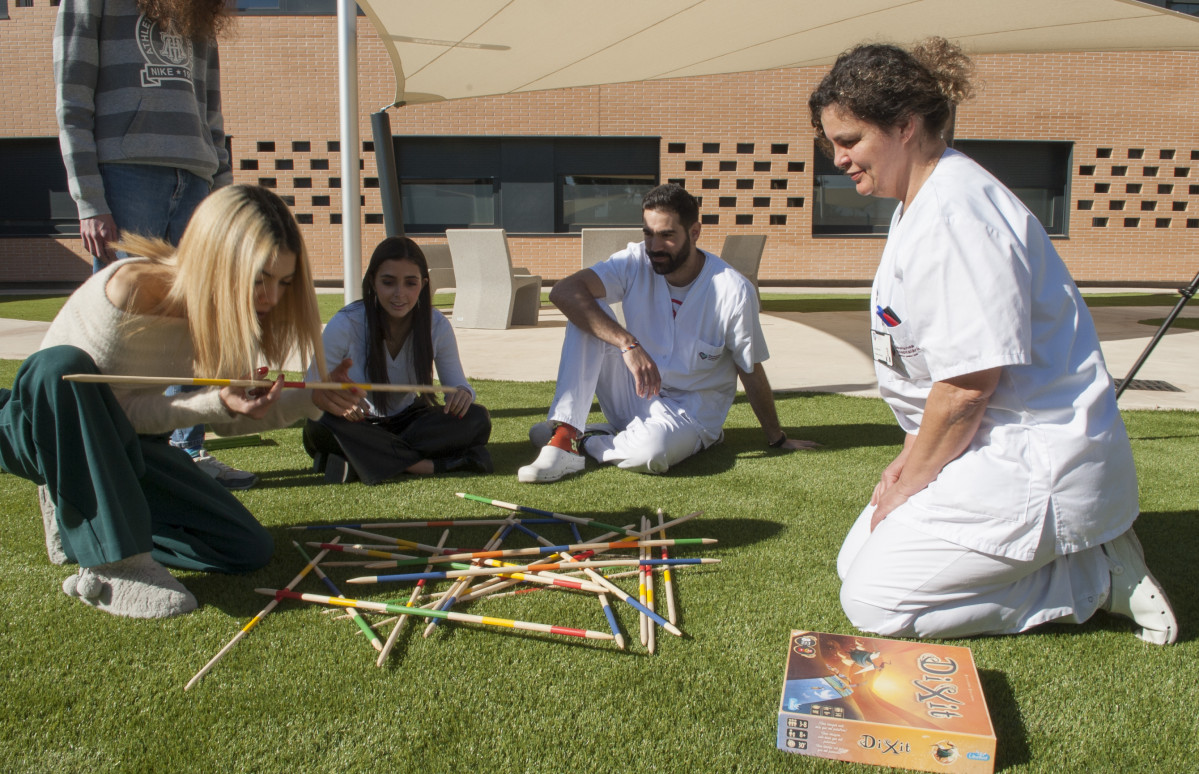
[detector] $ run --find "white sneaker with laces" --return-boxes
[1100,528,1177,645]
[517,444,585,483]
[192,450,258,490]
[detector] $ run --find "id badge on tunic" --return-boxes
[871,330,893,367]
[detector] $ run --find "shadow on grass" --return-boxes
[720,423,905,451]
[1127,432,1199,441]
[1013,509,1196,644]
[978,668,1029,771]
[251,467,328,489]
[481,404,554,421]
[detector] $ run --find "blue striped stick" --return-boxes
[424,519,514,637]
[351,558,716,584]
[377,528,449,666]
[290,518,563,531]
[292,541,382,652]
[510,520,626,650]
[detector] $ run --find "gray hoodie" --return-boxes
[54,0,231,219]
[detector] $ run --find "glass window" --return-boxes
[230,0,362,15]
[955,140,1071,235]
[383,135,658,234]
[0,138,77,236]
[1136,1,1199,18]
[401,178,497,232]
[561,174,655,229]
[811,139,1072,236]
[811,145,897,235]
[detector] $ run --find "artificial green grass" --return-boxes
[1,361,1195,773]
[0,294,70,322]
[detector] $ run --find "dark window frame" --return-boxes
[0,137,79,237]
[230,0,363,15]
[384,135,659,235]
[811,139,1073,237]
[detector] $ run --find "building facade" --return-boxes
[2,1,1197,287]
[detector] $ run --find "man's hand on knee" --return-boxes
[622,345,661,398]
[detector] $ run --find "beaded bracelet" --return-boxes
[769,432,788,448]
[620,340,641,354]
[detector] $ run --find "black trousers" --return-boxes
[303,402,491,485]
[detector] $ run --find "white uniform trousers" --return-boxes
[547,319,705,474]
[837,502,1111,639]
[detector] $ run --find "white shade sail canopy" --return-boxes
[356,0,1199,107]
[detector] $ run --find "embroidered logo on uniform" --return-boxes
[698,351,722,362]
[137,15,193,87]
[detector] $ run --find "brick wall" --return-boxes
[3,3,1197,286]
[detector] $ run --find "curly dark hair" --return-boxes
[137,0,231,41]
[809,38,975,153]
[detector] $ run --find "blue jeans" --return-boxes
[95,163,211,271]
[98,163,212,451]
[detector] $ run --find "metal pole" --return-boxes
[1115,266,1199,399]
[371,109,404,238]
[338,0,361,304]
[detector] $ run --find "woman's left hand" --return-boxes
[311,358,367,421]
[220,373,285,419]
[443,385,473,418]
[870,485,911,530]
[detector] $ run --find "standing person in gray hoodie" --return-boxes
[54,0,257,490]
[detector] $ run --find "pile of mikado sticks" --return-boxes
[184,492,718,689]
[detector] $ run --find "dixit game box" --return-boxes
[776,630,997,773]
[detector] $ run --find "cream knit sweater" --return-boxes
[41,260,319,436]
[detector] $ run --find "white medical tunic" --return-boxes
[591,243,768,446]
[871,149,1137,561]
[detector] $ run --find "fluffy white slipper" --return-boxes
[61,552,197,619]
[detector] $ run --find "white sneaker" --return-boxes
[192,450,258,490]
[517,444,585,483]
[1100,529,1177,644]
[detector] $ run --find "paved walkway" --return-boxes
[2,293,1193,410]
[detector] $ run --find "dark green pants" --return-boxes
[0,346,272,571]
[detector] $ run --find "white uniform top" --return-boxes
[872,149,1137,561]
[591,243,768,444]
[311,303,475,418]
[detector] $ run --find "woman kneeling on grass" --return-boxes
[811,38,1176,644]
[302,236,492,485]
[0,184,360,619]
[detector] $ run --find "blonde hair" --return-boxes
[117,185,326,380]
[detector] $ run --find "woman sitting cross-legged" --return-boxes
[303,236,492,484]
[0,184,360,618]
